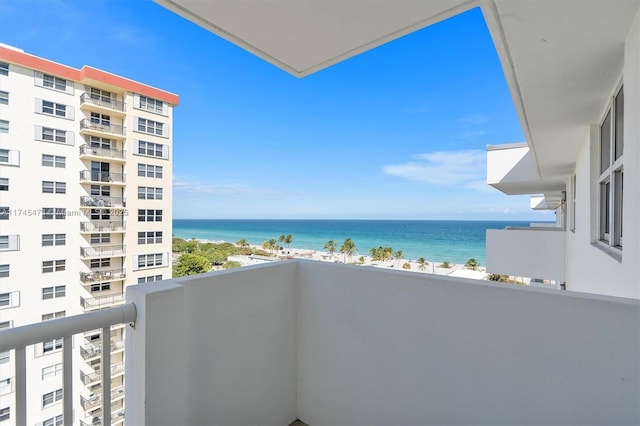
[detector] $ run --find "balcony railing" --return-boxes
[80,294,125,311]
[80,196,125,208]
[80,93,126,112]
[80,119,125,136]
[81,269,126,284]
[80,170,126,184]
[80,245,125,258]
[80,145,126,160]
[81,394,102,410]
[80,221,125,233]
[80,338,125,361]
[0,304,136,426]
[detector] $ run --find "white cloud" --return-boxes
[383,149,487,190]
[173,175,282,198]
[458,113,489,125]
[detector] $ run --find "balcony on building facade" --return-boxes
[80,195,125,209]
[80,339,124,361]
[80,145,126,162]
[80,92,126,115]
[80,119,126,138]
[80,220,126,233]
[80,170,126,185]
[80,294,125,311]
[1,262,638,426]
[80,245,126,259]
[486,226,566,283]
[81,268,126,284]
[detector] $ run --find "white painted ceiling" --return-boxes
[155,0,640,195]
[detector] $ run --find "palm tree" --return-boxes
[465,258,478,270]
[236,238,249,249]
[417,257,428,271]
[324,240,336,258]
[268,238,277,255]
[284,234,293,248]
[340,238,356,263]
[395,250,403,267]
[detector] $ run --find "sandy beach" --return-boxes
[190,239,490,280]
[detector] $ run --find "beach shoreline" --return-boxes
[185,238,490,280]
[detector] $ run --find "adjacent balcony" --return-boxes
[81,269,126,284]
[80,119,126,139]
[80,92,126,115]
[79,145,126,162]
[80,220,125,233]
[80,195,125,209]
[80,170,126,185]
[80,339,124,361]
[486,226,566,282]
[1,261,638,426]
[80,245,126,259]
[80,294,125,311]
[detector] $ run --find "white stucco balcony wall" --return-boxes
[126,260,639,426]
[486,227,566,282]
[486,143,539,194]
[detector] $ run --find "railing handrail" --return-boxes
[80,92,126,111]
[80,119,125,135]
[80,245,126,257]
[79,170,126,182]
[0,304,136,353]
[79,145,126,159]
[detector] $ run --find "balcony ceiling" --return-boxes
[155,0,640,187]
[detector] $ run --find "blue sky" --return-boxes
[0,0,553,221]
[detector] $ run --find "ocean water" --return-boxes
[172,219,536,265]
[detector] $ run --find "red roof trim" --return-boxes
[0,46,179,105]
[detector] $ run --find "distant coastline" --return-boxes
[173,219,542,265]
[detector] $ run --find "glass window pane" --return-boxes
[600,110,611,173]
[615,86,624,160]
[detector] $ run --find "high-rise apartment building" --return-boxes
[0,44,178,425]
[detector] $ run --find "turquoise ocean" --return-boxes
[173,219,538,266]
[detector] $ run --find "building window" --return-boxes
[39,100,70,118]
[42,363,63,380]
[0,265,8,278]
[0,120,8,134]
[41,127,67,143]
[90,233,110,244]
[43,208,66,220]
[138,186,163,200]
[90,258,110,268]
[598,84,624,249]
[89,87,113,103]
[42,388,63,408]
[138,231,163,244]
[43,73,67,91]
[42,286,66,300]
[42,154,66,168]
[138,274,163,284]
[43,415,63,426]
[0,148,18,166]
[0,62,8,75]
[138,209,162,222]
[90,208,110,220]
[138,95,165,114]
[137,253,165,269]
[42,311,65,321]
[0,293,10,306]
[0,407,9,422]
[138,163,163,178]
[42,234,65,246]
[90,282,111,292]
[0,178,7,191]
[0,207,8,220]
[0,236,7,250]
[137,117,164,136]
[0,91,7,105]
[42,260,65,273]
[42,181,66,194]
[0,378,12,396]
[137,140,166,158]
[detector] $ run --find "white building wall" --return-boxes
[566,10,640,299]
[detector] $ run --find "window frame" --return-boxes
[596,82,624,252]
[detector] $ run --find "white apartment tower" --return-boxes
[0,44,177,425]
